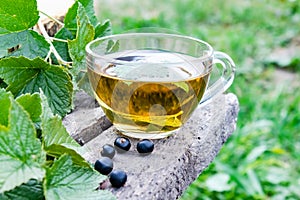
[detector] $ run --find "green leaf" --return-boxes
[54,0,110,66]
[42,116,79,148]
[40,92,89,167]
[68,3,95,79]
[64,0,99,35]
[44,155,115,200]
[0,57,73,117]
[39,90,54,120]
[0,179,44,200]
[95,19,112,38]
[0,0,39,34]
[44,144,90,168]
[0,90,45,193]
[52,28,74,64]
[63,4,79,37]
[16,93,42,125]
[0,88,10,127]
[77,0,99,27]
[64,0,111,39]
[77,72,94,96]
[40,90,76,147]
[0,30,50,59]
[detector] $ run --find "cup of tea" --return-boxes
[86,33,235,139]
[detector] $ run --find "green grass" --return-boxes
[96,0,300,199]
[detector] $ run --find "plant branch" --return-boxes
[38,20,71,66]
[49,37,68,43]
[45,50,52,63]
[39,10,65,27]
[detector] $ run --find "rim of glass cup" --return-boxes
[85,32,214,63]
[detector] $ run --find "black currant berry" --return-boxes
[137,139,154,154]
[114,137,131,153]
[94,157,113,175]
[101,144,116,159]
[109,170,127,188]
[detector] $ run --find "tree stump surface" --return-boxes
[63,91,239,200]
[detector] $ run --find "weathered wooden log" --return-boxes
[63,91,239,200]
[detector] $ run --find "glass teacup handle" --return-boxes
[200,51,236,105]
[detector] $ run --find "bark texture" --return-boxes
[63,92,239,200]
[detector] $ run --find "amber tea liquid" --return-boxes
[88,50,211,138]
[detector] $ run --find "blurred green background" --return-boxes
[95,0,300,199]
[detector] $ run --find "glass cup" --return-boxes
[86,33,235,139]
